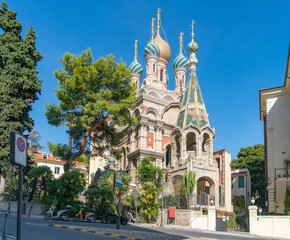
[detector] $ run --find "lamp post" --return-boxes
[156,171,164,227]
[251,196,255,206]
[210,198,214,206]
[258,207,262,215]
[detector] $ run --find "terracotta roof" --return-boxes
[31,151,88,167]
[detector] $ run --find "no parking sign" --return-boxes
[10,132,27,167]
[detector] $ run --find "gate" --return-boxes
[216,217,227,231]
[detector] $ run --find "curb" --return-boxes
[49,224,142,240]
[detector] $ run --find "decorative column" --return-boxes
[154,125,163,152]
[130,128,135,152]
[139,124,147,149]
[196,137,203,162]
[248,205,258,234]
[209,140,214,165]
[180,137,186,164]
[171,141,176,167]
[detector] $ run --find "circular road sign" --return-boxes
[36,181,41,190]
[17,137,25,152]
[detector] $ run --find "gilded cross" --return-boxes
[151,18,155,42]
[191,20,196,39]
[179,32,184,55]
[134,40,138,62]
[157,8,161,36]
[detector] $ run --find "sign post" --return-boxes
[10,132,27,240]
[114,174,122,230]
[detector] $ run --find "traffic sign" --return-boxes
[114,174,122,189]
[37,175,43,182]
[36,181,41,190]
[133,190,138,199]
[10,132,27,167]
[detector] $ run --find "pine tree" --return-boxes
[0,1,42,184]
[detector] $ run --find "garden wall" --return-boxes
[0,201,47,215]
[249,206,290,239]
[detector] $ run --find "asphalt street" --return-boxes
[0,214,268,240]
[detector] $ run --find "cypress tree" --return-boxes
[0,1,42,185]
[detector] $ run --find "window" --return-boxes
[238,176,244,188]
[231,178,233,188]
[42,154,47,159]
[166,147,171,167]
[153,64,155,73]
[99,159,103,166]
[160,69,163,81]
[54,167,60,174]
[55,157,61,161]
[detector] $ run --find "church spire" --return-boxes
[150,18,155,42]
[179,32,184,56]
[156,8,161,37]
[133,40,138,62]
[176,20,210,129]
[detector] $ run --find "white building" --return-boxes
[259,43,290,213]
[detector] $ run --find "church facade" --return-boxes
[90,9,232,211]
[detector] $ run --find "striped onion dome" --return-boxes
[128,61,143,74]
[173,55,188,69]
[144,42,160,57]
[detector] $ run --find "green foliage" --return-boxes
[183,170,196,209]
[46,170,86,215]
[26,166,54,202]
[47,141,71,160]
[97,170,131,195]
[159,194,181,209]
[122,192,141,213]
[137,157,163,190]
[284,194,290,215]
[28,129,45,149]
[45,49,136,171]
[227,212,237,228]
[231,144,265,207]
[232,195,245,209]
[0,1,42,174]
[139,182,159,223]
[84,187,115,218]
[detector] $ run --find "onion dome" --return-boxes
[187,20,198,54]
[129,40,143,74]
[173,32,188,69]
[173,55,188,69]
[128,61,143,74]
[154,34,171,62]
[108,157,116,163]
[144,42,160,57]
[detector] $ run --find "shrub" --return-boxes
[284,194,290,215]
[160,194,181,209]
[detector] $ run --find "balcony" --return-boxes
[275,167,290,179]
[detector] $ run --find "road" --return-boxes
[0,214,265,240]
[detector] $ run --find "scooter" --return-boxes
[45,203,72,221]
[74,207,97,223]
[101,209,128,225]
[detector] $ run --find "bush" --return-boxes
[227,212,237,228]
[84,187,115,218]
[284,194,290,215]
[159,194,181,209]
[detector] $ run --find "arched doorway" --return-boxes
[171,175,187,208]
[197,176,215,206]
[186,132,196,152]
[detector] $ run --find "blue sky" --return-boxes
[7,0,290,159]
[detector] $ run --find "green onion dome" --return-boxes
[187,39,198,54]
[128,61,143,74]
[144,42,160,57]
[173,55,188,69]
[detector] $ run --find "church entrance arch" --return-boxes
[171,175,186,208]
[197,176,215,206]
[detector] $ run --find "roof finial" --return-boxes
[134,40,138,62]
[157,8,161,36]
[191,20,196,40]
[179,32,184,56]
[150,18,155,42]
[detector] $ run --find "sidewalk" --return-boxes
[0,211,44,219]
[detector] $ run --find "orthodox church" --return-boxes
[90,9,232,211]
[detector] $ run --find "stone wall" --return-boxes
[156,209,191,226]
[0,201,47,215]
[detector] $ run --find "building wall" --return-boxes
[89,156,106,184]
[36,162,64,179]
[266,93,290,212]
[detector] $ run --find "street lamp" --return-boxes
[251,196,255,206]
[156,171,164,227]
[210,198,214,206]
[258,207,262,215]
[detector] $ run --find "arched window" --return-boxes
[166,145,171,167]
[153,64,155,73]
[160,69,163,82]
[182,75,184,84]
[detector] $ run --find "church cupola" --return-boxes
[128,40,143,92]
[176,20,210,129]
[174,32,188,93]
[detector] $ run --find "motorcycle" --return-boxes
[45,203,72,221]
[101,209,128,225]
[74,207,97,223]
